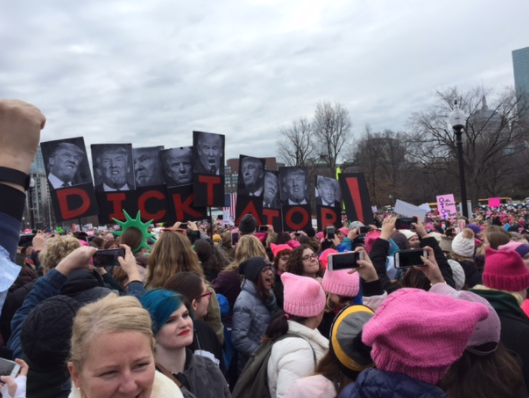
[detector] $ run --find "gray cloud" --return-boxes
[1,0,528,162]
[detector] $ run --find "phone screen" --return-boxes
[395,249,425,268]
[0,358,17,376]
[231,232,239,246]
[327,227,335,240]
[328,252,361,270]
[359,226,369,234]
[93,248,125,267]
[258,226,268,232]
[396,217,417,230]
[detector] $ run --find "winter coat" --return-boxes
[161,348,231,398]
[232,280,273,372]
[471,286,529,388]
[68,371,184,398]
[190,319,227,377]
[284,375,336,398]
[457,259,482,288]
[337,368,449,398]
[267,320,329,398]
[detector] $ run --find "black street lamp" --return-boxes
[448,100,469,219]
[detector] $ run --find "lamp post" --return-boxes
[448,100,468,219]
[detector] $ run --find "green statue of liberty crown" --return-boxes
[112,210,156,253]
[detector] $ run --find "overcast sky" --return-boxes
[1,0,528,162]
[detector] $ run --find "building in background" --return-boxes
[23,146,54,229]
[513,46,529,114]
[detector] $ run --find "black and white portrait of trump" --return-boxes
[193,131,225,176]
[316,176,341,207]
[133,146,164,187]
[238,156,265,197]
[92,144,135,192]
[41,139,92,190]
[160,147,193,187]
[279,167,310,205]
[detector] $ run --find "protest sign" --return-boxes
[436,194,458,220]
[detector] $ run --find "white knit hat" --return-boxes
[400,230,417,241]
[452,229,475,258]
[447,259,465,290]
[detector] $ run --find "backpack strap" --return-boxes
[156,363,186,390]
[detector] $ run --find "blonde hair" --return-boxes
[146,231,202,289]
[39,236,81,273]
[69,293,154,371]
[225,235,267,272]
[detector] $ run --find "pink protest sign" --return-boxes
[436,194,458,220]
[488,197,500,208]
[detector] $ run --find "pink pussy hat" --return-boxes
[281,272,326,318]
[362,288,489,385]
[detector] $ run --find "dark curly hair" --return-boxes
[285,244,323,277]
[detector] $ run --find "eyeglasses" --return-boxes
[199,291,213,299]
[261,266,274,273]
[279,255,290,261]
[302,254,318,261]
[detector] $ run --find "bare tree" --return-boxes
[277,118,315,167]
[313,102,352,175]
[353,127,410,206]
[407,86,529,205]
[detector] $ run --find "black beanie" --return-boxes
[239,257,268,283]
[239,214,257,235]
[21,295,81,366]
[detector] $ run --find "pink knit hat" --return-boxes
[364,230,381,254]
[322,269,360,297]
[281,272,326,318]
[338,227,349,236]
[430,283,501,355]
[270,243,293,258]
[483,247,529,292]
[498,241,529,259]
[318,248,337,269]
[362,288,489,385]
[287,240,301,249]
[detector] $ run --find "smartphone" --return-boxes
[93,248,125,267]
[231,231,239,246]
[294,232,301,237]
[258,225,268,232]
[327,251,364,271]
[445,228,454,237]
[179,223,188,230]
[0,358,20,378]
[359,226,370,234]
[326,226,335,240]
[394,249,428,269]
[396,217,418,230]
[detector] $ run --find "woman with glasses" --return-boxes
[141,289,231,398]
[286,245,324,280]
[232,257,278,374]
[164,272,227,377]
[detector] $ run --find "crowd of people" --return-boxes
[1,100,529,398]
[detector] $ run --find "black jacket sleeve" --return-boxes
[419,236,455,288]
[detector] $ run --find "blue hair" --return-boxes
[140,289,188,335]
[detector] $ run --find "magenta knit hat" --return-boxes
[430,283,501,355]
[483,247,529,292]
[322,269,360,297]
[270,243,293,258]
[339,227,349,236]
[362,288,489,385]
[318,248,337,269]
[281,272,326,318]
[498,241,529,259]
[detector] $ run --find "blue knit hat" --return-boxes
[140,289,190,335]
